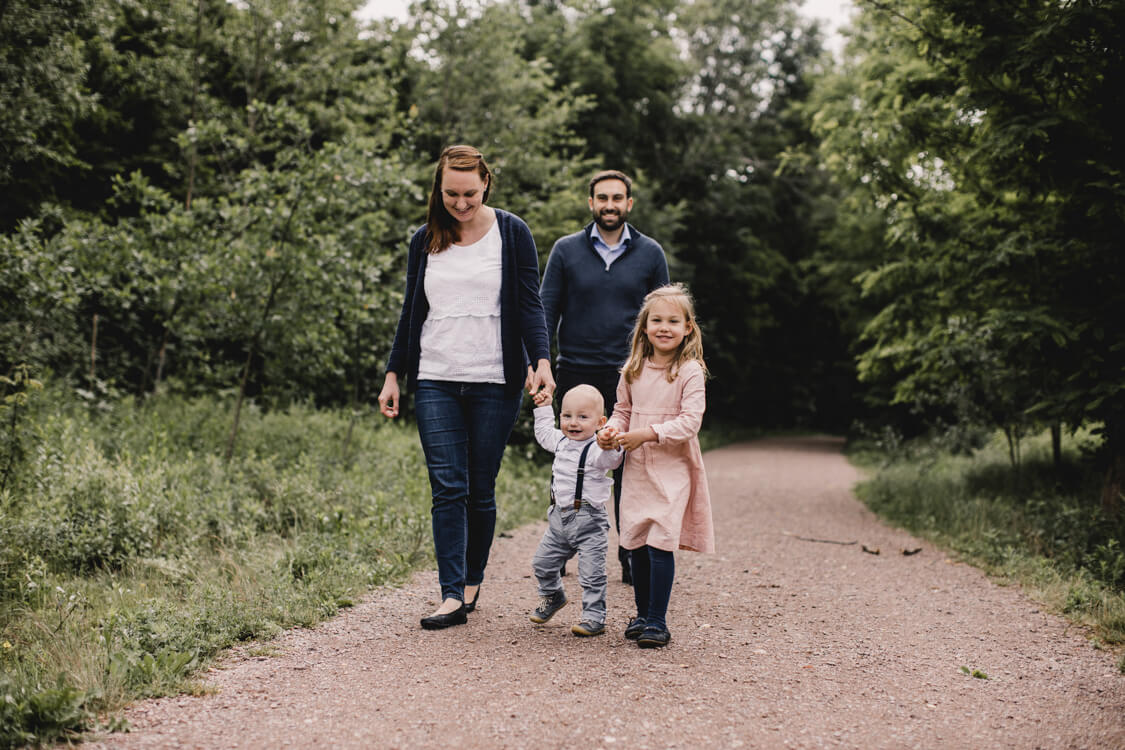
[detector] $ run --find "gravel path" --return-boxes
[87,436,1125,749]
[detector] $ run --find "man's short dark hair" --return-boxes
[588,170,632,198]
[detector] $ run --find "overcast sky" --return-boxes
[355,0,855,45]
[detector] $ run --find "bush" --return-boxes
[10,443,157,575]
[852,427,1125,648]
[0,388,550,744]
[0,674,89,748]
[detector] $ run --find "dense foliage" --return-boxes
[806,0,1124,505]
[0,390,549,745]
[1,0,848,434]
[852,428,1125,655]
[3,1,1121,453]
[2,0,1123,741]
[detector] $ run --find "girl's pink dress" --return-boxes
[606,359,714,554]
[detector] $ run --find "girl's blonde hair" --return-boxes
[621,283,708,384]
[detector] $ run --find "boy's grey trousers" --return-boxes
[531,503,610,624]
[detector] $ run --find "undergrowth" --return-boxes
[848,427,1125,669]
[0,390,549,746]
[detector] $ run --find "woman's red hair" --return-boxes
[425,145,493,254]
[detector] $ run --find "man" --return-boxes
[540,170,670,584]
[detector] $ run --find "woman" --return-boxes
[379,145,554,629]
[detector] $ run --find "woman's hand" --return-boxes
[527,358,555,398]
[378,373,400,418]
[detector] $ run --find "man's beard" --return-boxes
[594,209,627,232]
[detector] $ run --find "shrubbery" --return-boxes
[851,428,1125,654]
[0,388,549,745]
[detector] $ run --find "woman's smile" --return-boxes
[441,167,487,226]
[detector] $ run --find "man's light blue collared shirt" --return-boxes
[590,224,632,270]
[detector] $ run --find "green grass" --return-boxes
[848,427,1125,664]
[0,391,550,746]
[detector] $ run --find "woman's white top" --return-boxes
[417,220,505,383]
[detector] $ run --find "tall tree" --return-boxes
[519,0,687,239]
[669,0,838,425]
[521,0,684,173]
[811,0,1125,503]
[0,0,98,229]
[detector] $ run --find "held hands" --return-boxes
[615,427,658,451]
[596,426,618,450]
[532,389,553,407]
[526,358,556,400]
[377,373,399,419]
[598,425,657,452]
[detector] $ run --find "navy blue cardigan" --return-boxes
[385,209,550,394]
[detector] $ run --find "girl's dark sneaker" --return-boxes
[624,617,647,640]
[636,626,671,648]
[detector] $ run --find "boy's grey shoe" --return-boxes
[571,620,605,637]
[529,591,568,623]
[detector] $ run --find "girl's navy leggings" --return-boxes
[630,545,675,631]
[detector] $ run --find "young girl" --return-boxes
[596,283,713,648]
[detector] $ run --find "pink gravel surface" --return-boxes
[85,436,1125,749]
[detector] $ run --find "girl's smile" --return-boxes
[645,299,691,363]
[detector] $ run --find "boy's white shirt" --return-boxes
[533,405,623,508]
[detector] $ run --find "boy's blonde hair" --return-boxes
[561,384,605,415]
[621,283,708,384]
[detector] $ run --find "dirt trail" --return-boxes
[87,436,1125,749]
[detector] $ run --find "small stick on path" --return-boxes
[783,531,858,546]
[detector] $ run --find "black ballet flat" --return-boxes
[464,587,480,614]
[420,604,467,630]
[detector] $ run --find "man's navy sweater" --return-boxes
[540,222,669,370]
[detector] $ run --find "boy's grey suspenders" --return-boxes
[550,441,593,510]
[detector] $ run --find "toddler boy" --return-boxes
[529,384,623,636]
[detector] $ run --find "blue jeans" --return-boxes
[414,381,523,602]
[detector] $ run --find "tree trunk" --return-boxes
[222,174,304,462]
[1051,422,1062,469]
[141,344,155,396]
[223,272,289,462]
[155,327,169,388]
[224,347,254,463]
[1102,419,1123,516]
[89,313,99,380]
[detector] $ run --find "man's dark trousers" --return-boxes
[555,365,631,583]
